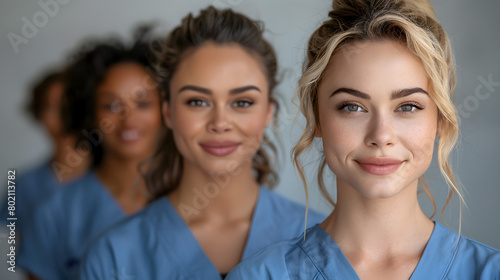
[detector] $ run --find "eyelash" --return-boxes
[103,103,121,112]
[337,101,366,112]
[186,99,208,107]
[336,101,424,113]
[395,102,424,113]
[185,99,254,108]
[232,100,254,108]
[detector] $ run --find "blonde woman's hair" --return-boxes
[293,0,463,228]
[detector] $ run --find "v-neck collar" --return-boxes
[302,222,459,280]
[242,187,277,259]
[151,187,266,279]
[410,222,458,279]
[87,171,129,217]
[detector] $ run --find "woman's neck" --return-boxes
[94,154,148,214]
[51,136,91,184]
[168,160,260,224]
[321,179,434,261]
[95,155,144,195]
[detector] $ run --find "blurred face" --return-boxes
[165,43,273,176]
[40,82,64,141]
[95,62,162,161]
[316,40,440,199]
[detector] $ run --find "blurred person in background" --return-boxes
[17,25,164,280]
[0,68,91,235]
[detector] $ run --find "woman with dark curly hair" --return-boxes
[80,6,324,280]
[17,26,163,280]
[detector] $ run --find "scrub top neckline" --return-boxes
[88,171,130,217]
[42,160,61,187]
[305,221,458,280]
[154,186,265,278]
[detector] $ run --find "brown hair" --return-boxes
[293,0,462,225]
[26,70,65,121]
[143,6,281,201]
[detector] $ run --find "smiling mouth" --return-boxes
[355,158,403,175]
[120,130,140,142]
[200,141,241,157]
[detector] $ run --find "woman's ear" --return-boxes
[162,101,173,129]
[265,95,275,127]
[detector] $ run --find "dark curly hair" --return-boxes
[63,25,160,167]
[26,70,65,122]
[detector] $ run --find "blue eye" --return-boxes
[232,100,253,108]
[396,104,423,112]
[187,99,208,107]
[338,103,365,112]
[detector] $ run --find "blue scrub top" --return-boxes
[227,222,500,279]
[80,187,326,280]
[17,171,126,280]
[0,161,59,227]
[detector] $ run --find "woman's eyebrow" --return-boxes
[391,87,428,99]
[330,87,371,100]
[229,85,261,94]
[329,87,429,100]
[178,85,211,94]
[178,85,261,95]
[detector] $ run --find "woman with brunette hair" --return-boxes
[80,6,324,279]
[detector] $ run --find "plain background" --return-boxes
[1,0,499,278]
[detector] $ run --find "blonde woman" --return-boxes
[228,0,500,279]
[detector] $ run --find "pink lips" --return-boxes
[355,157,403,175]
[200,141,241,157]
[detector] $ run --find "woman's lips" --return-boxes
[355,157,403,175]
[200,141,241,156]
[120,130,141,142]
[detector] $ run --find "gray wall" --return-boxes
[0,0,499,278]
